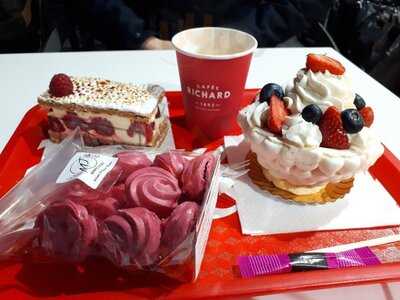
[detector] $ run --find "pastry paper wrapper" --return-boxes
[0,131,221,283]
[223,135,400,236]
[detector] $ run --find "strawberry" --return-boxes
[359,106,374,127]
[47,116,65,132]
[49,73,73,97]
[145,122,155,143]
[267,95,288,135]
[306,54,345,75]
[319,106,349,149]
[91,117,115,136]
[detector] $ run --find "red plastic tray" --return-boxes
[1,90,400,299]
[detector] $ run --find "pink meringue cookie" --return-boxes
[99,214,134,266]
[101,163,124,188]
[161,202,200,252]
[85,197,121,220]
[115,151,152,182]
[125,167,181,217]
[181,153,216,202]
[36,199,98,261]
[111,183,128,207]
[119,207,161,266]
[62,180,104,204]
[99,207,161,267]
[153,152,188,179]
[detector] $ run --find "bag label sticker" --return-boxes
[56,152,118,189]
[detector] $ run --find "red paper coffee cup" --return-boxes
[172,27,257,140]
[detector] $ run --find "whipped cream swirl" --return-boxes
[282,115,322,148]
[284,69,355,114]
[245,102,321,149]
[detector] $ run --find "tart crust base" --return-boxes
[247,152,354,204]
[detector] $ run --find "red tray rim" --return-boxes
[1,90,400,299]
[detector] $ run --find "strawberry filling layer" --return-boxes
[48,112,162,145]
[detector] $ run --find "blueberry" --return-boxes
[353,94,366,110]
[301,104,322,124]
[341,109,364,134]
[259,83,284,103]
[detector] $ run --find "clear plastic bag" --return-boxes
[0,132,221,282]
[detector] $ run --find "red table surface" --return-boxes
[1,90,400,300]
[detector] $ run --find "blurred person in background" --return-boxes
[0,0,39,53]
[2,0,398,94]
[73,0,332,50]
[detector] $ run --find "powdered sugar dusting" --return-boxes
[38,77,163,116]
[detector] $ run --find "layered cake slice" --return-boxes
[38,74,169,146]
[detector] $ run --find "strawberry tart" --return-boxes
[238,54,384,201]
[38,74,169,146]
